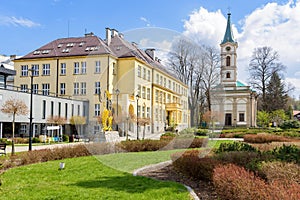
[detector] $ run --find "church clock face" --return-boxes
[226,46,231,51]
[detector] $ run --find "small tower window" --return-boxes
[226,72,231,78]
[226,56,231,66]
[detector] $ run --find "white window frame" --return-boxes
[73,82,79,95]
[42,64,50,75]
[81,82,86,95]
[42,83,50,96]
[61,63,66,75]
[94,104,100,116]
[95,82,101,94]
[60,83,66,95]
[81,62,87,74]
[95,61,101,73]
[74,62,79,74]
[31,64,39,76]
[21,65,28,76]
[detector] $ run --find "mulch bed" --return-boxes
[136,163,219,200]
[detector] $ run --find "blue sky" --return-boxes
[1,0,300,96]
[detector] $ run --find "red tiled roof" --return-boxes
[19,35,113,59]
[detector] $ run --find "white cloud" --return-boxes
[183,0,300,96]
[0,16,40,27]
[140,17,151,27]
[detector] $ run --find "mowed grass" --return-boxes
[0,156,190,200]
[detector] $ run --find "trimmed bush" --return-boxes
[160,132,176,140]
[32,137,40,143]
[258,161,300,184]
[215,141,258,153]
[171,150,222,181]
[280,120,300,129]
[244,134,290,143]
[213,164,300,200]
[194,129,208,136]
[270,144,300,163]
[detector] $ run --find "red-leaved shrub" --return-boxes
[244,134,290,143]
[213,163,300,200]
[171,150,222,181]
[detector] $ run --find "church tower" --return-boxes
[220,12,238,87]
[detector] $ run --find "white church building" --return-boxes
[211,12,257,127]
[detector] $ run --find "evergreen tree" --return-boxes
[265,72,288,112]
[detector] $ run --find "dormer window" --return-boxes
[226,56,231,66]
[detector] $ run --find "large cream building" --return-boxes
[14,29,189,137]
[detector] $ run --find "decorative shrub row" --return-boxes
[117,138,208,152]
[243,134,290,143]
[214,141,258,153]
[171,150,223,181]
[258,161,300,184]
[0,143,120,170]
[213,164,300,200]
[269,144,300,164]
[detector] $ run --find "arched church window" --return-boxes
[226,72,231,78]
[226,56,230,66]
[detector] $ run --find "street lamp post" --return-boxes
[115,89,120,132]
[136,94,140,140]
[28,67,35,151]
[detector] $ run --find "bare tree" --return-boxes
[248,46,285,110]
[1,98,28,155]
[168,38,203,126]
[168,39,220,127]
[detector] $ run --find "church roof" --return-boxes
[236,80,247,87]
[221,13,235,44]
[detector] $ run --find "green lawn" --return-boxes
[0,156,190,200]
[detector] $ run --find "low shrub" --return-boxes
[62,134,69,142]
[0,138,12,145]
[160,132,176,140]
[215,141,258,153]
[269,144,300,163]
[13,137,29,144]
[244,134,290,143]
[213,164,300,200]
[32,137,40,143]
[280,120,300,129]
[215,151,271,171]
[258,161,300,184]
[171,150,222,181]
[194,129,208,136]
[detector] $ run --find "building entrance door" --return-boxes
[225,113,232,126]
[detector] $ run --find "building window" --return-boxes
[20,84,28,92]
[50,101,54,117]
[95,104,100,116]
[74,62,79,74]
[58,102,61,117]
[20,124,27,135]
[73,82,79,95]
[77,105,80,116]
[60,83,66,95]
[42,100,46,119]
[168,80,171,89]
[94,125,100,134]
[61,63,66,75]
[155,90,158,102]
[163,78,166,87]
[42,64,50,75]
[160,76,163,85]
[42,83,50,95]
[147,88,150,100]
[137,65,141,77]
[226,56,231,66]
[95,82,101,94]
[142,86,146,99]
[31,64,39,76]
[21,65,28,76]
[33,84,38,94]
[173,82,175,91]
[239,113,245,122]
[95,61,101,73]
[167,94,171,103]
[156,74,159,84]
[226,72,231,78]
[81,62,87,74]
[81,82,86,95]
[71,104,74,116]
[137,85,141,97]
[142,105,145,117]
[65,103,68,119]
[147,70,150,81]
[147,107,150,118]
[143,68,146,79]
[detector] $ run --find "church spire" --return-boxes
[221,12,235,44]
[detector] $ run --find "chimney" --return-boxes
[145,48,155,60]
[119,33,124,38]
[106,27,111,45]
[10,55,16,60]
[85,32,94,37]
[111,29,119,37]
